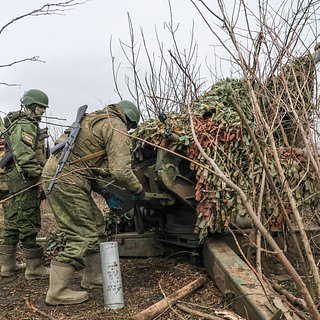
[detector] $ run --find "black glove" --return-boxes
[131,189,146,204]
[98,188,109,198]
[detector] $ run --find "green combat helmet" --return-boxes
[22,89,49,108]
[118,100,140,129]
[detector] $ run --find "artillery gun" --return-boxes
[103,46,320,320]
[119,46,320,248]
[133,145,200,248]
[106,114,315,319]
[104,145,201,249]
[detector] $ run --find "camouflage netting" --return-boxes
[262,54,317,147]
[132,76,319,242]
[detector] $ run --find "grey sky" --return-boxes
[0,0,217,124]
[1,0,319,127]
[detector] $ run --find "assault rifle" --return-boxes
[0,116,26,182]
[47,105,88,194]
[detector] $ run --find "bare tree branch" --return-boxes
[0,1,87,35]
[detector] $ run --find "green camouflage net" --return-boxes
[132,75,319,242]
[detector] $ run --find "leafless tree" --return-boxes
[192,0,320,316]
[0,0,87,87]
[114,0,320,317]
[110,2,204,121]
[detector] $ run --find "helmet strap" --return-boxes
[24,104,43,121]
[24,106,33,116]
[125,116,137,131]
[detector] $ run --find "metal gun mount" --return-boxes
[158,112,179,142]
[130,146,199,248]
[103,43,320,286]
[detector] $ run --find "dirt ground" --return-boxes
[0,200,236,320]
[0,254,229,320]
[1,198,319,319]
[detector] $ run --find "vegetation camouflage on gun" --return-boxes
[132,75,319,242]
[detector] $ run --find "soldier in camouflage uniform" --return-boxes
[43,100,145,306]
[0,89,50,280]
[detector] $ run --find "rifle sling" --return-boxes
[70,150,106,165]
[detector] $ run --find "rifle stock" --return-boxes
[0,152,13,169]
[47,105,88,194]
[50,140,67,154]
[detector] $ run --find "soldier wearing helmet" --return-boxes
[42,100,145,306]
[117,100,140,129]
[0,89,50,281]
[22,89,49,120]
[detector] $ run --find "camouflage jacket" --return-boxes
[0,170,8,194]
[4,111,47,192]
[43,104,142,194]
[0,138,8,192]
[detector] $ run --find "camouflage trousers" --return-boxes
[0,168,9,213]
[0,190,9,214]
[43,176,105,271]
[2,187,41,248]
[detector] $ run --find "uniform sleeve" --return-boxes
[102,120,142,193]
[10,121,42,179]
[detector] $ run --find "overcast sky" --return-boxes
[0,0,220,125]
[1,0,319,128]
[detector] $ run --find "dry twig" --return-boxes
[25,296,57,320]
[176,303,244,320]
[270,279,308,311]
[131,276,206,320]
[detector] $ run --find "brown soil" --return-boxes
[0,255,228,320]
[2,197,317,319]
[0,199,232,320]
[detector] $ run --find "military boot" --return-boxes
[24,246,49,280]
[0,244,26,277]
[45,261,89,305]
[80,252,103,289]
